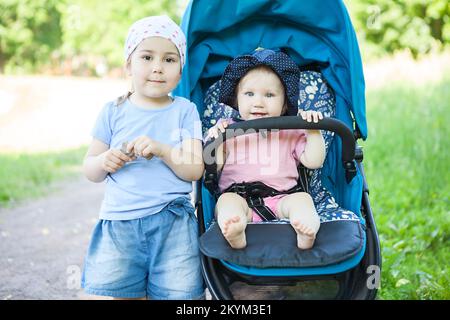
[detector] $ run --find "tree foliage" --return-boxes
[0,0,182,74]
[58,0,180,74]
[346,0,450,58]
[0,0,63,72]
[1,1,449,73]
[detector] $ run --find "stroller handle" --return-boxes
[203,116,357,186]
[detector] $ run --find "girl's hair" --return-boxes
[115,57,134,106]
[115,91,133,106]
[234,65,289,115]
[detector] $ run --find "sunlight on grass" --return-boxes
[0,146,87,207]
[361,78,450,299]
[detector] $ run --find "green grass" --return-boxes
[361,78,450,299]
[0,146,87,208]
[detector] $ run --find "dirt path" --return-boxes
[0,177,104,300]
[0,75,127,153]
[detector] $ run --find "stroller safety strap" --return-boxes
[223,181,305,221]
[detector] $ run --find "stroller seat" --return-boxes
[201,221,364,269]
[199,70,365,270]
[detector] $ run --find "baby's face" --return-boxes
[236,68,286,120]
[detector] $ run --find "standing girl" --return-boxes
[81,15,205,299]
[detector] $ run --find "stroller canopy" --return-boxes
[175,0,367,139]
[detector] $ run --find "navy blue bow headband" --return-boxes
[219,49,300,116]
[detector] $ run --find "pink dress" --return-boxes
[218,129,307,222]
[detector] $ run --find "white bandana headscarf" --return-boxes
[124,15,187,68]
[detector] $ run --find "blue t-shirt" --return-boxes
[91,96,203,220]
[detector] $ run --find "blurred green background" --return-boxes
[0,0,185,75]
[0,0,448,300]
[0,0,449,74]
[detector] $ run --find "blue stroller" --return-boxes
[174,0,381,300]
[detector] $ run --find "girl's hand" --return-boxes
[298,110,323,123]
[206,118,230,140]
[101,149,135,173]
[127,136,160,160]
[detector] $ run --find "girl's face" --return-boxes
[127,37,181,102]
[236,67,286,120]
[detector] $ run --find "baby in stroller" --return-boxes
[206,49,325,250]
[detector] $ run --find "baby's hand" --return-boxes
[298,110,323,123]
[206,118,231,140]
[101,149,135,173]
[127,136,160,160]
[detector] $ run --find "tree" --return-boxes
[58,0,181,74]
[0,0,63,72]
[0,0,182,74]
[346,0,450,58]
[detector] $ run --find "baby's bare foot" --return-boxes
[222,216,247,249]
[291,220,317,250]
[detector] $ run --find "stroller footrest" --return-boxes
[199,220,364,268]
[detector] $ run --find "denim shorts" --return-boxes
[81,197,205,299]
